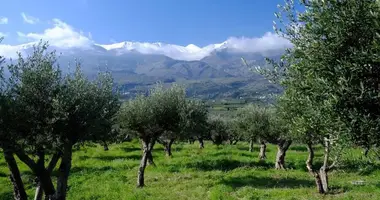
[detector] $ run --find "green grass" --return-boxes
[1,141,380,200]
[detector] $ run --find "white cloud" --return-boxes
[0,44,22,58]
[1,17,290,61]
[224,32,292,54]
[21,12,40,24]
[17,18,93,48]
[0,32,8,37]
[99,32,291,60]
[0,17,8,24]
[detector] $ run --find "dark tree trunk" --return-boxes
[259,140,267,160]
[147,139,156,166]
[34,150,45,200]
[103,142,109,151]
[34,180,43,200]
[35,152,61,200]
[55,143,73,200]
[137,140,149,187]
[232,140,238,145]
[249,139,254,152]
[3,150,27,200]
[164,139,175,157]
[15,150,56,198]
[198,138,204,149]
[275,140,292,169]
[363,146,370,157]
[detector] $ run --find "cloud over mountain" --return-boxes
[1,19,291,60]
[17,19,93,48]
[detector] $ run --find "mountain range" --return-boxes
[0,37,287,100]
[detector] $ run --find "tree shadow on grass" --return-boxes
[120,147,142,152]
[154,146,183,152]
[289,145,308,152]
[236,146,260,152]
[183,159,274,171]
[0,192,13,200]
[210,150,271,158]
[50,166,118,177]
[336,160,380,175]
[220,175,315,189]
[0,171,7,177]
[78,155,141,161]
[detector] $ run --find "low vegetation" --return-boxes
[1,141,380,200]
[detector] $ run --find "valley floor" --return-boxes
[1,141,380,200]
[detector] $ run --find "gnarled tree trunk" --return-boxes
[275,140,292,169]
[34,150,45,200]
[306,142,329,194]
[137,140,149,187]
[259,140,267,160]
[164,139,175,157]
[147,139,156,166]
[55,143,73,200]
[3,149,27,200]
[249,139,254,152]
[34,152,61,200]
[15,149,56,199]
[198,138,204,149]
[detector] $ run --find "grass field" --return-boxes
[1,140,380,200]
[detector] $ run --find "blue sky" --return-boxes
[0,0,285,46]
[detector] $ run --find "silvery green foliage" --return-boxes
[235,104,271,142]
[257,0,380,153]
[118,84,188,140]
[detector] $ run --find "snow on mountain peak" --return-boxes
[0,32,292,61]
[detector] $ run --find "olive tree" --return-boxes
[157,99,209,155]
[207,115,230,146]
[259,0,380,194]
[235,104,270,154]
[2,43,120,200]
[118,84,187,187]
[0,38,29,200]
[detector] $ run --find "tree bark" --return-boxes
[137,140,149,187]
[363,146,370,157]
[306,143,327,194]
[34,152,61,200]
[34,180,43,200]
[320,138,330,193]
[249,139,254,152]
[15,149,56,198]
[147,139,155,166]
[103,142,109,151]
[34,150,45,200]
[164,139,175,157]
[198,138,204,149]
[275,140,292,169]
[3,150,27,200]
[259,140,267,160]
[55,143,73,200]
